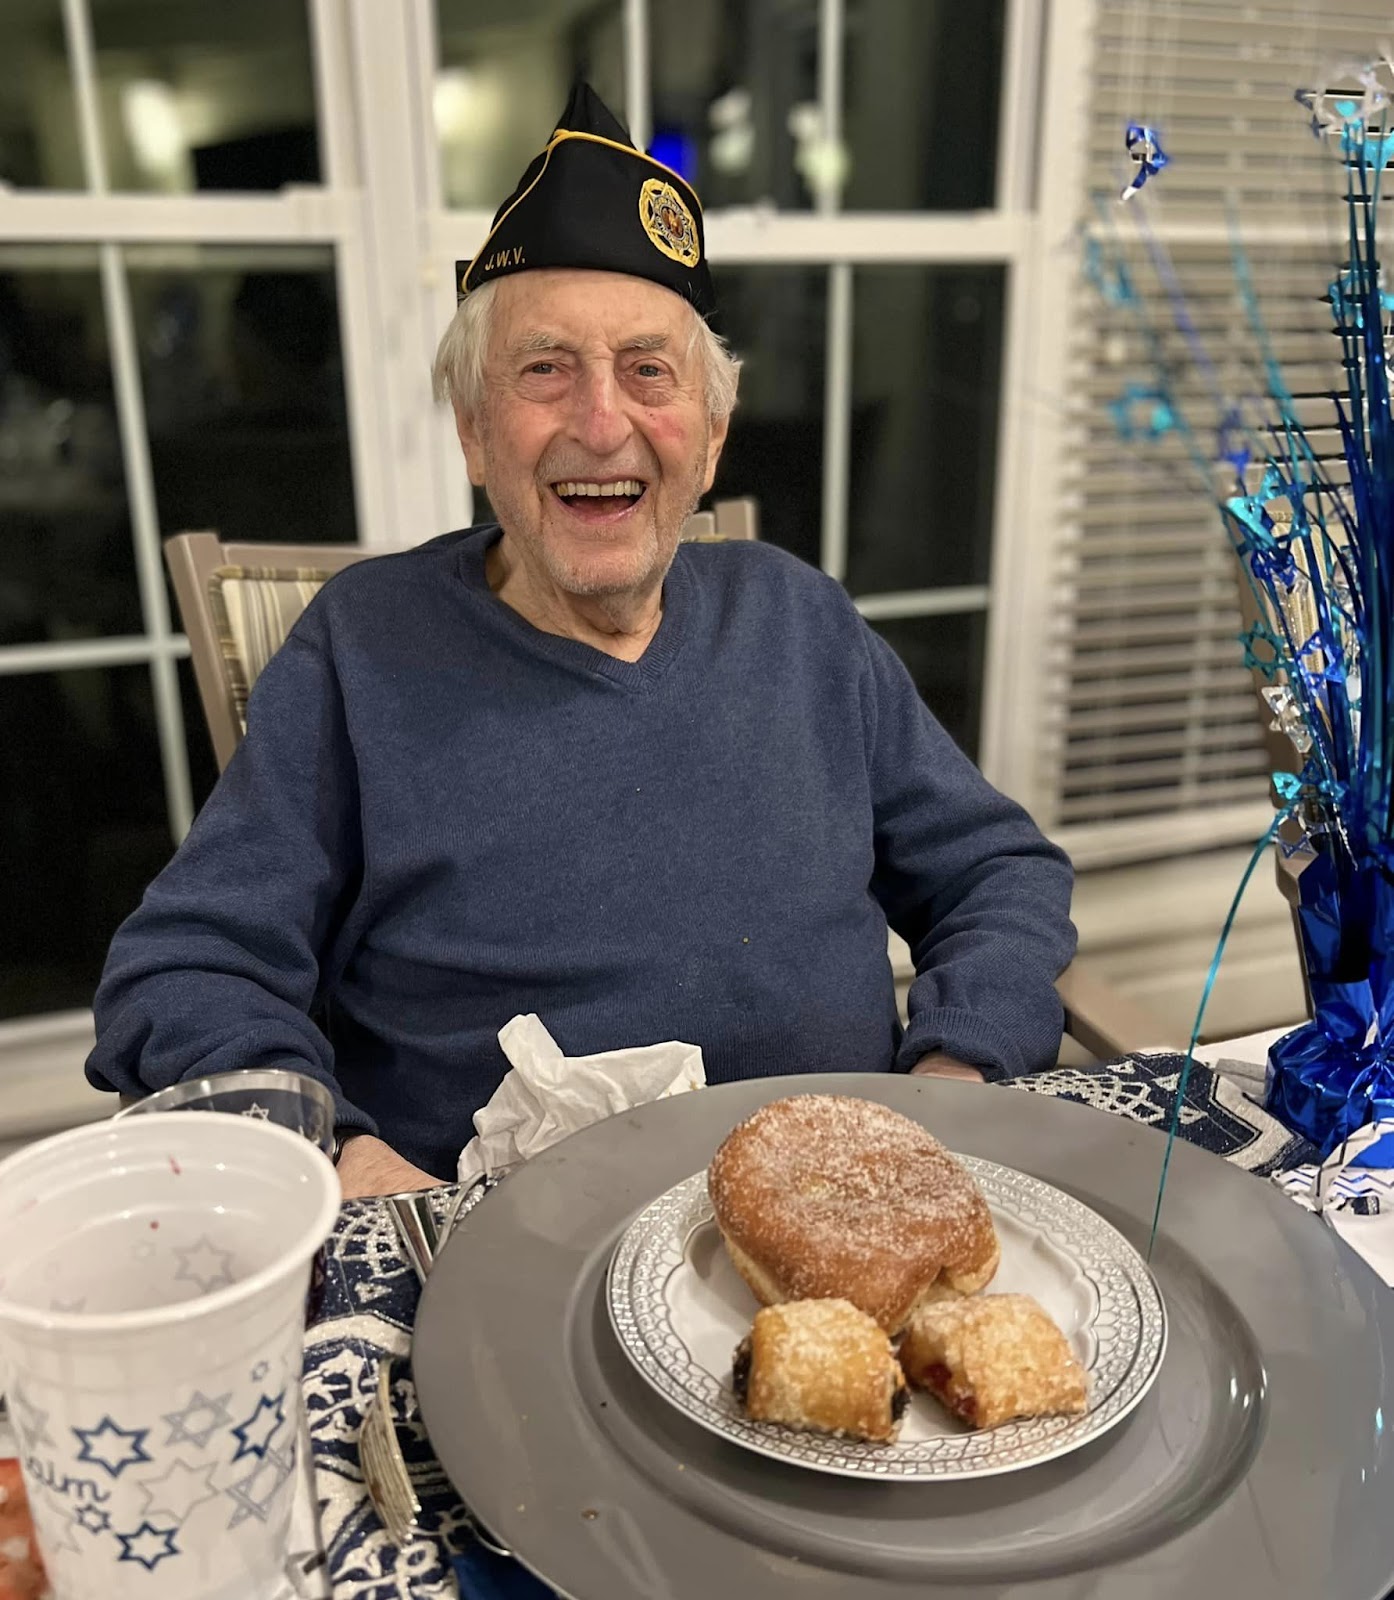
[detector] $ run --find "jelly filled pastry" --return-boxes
[900,1293,1089,1430]
[732,1298,910,1444]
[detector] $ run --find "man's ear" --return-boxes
[700,409,731,495]
[453,403,488,488]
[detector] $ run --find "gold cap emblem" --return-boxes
[638,178,700,268]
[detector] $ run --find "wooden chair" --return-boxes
[165,498,1162,1061]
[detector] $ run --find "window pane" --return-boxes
[0,247,142,647]
[843,0,1004,211]
[0,665,172,1018]
[435,0,624,210]
[709,265,826,567]
[846,265,1004,596]
[178,656,219,813]
[88,0,319,193]
[0,0,78,187]
[650,0,818,209]
[869,611,985,761]
[127,246,357,545]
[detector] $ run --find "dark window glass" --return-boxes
[708,265,826,566]
[846,264,1004,596]
[650,0,818,209]
[869,610,985,760]
[0,248,141,648]
[127,246,357,546]
[0,665,174,1018]
[178,657,220,813]
[89,0,320,193]
[842,0,1004,211]
[435,0,625,209]
[0,1,77,188]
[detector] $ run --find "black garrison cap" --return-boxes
[455,82,717,321]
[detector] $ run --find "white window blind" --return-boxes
[1039,0,1387,862]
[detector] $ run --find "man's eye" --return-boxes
[527,361,557,375]
[635,363,664,378]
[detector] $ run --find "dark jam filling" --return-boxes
[732,1337,752,1405]
[891,1380,910,1423]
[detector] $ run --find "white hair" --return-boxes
[431,277,741,422]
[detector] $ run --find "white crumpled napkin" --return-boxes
[457,1013,705,1186]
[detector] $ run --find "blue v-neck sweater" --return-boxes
[87,528,1075,1177]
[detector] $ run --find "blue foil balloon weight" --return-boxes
[1266,846,1394,1157]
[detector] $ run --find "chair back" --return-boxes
[165,498,761,772]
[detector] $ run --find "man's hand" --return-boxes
[335,1133,440,1199]
[909,1052,986,1083]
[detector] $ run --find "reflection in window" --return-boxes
[0,249,140,647]
[0,1,77,188]
[846,265,1004,596]
[650,0,818,209]
[869,611,986,760]
[708,266,826,568]
[0,665,174,1018]
[842,0,1003,211]
[435,0,624,210]
[127,247,357,545]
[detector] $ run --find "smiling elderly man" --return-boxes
[86,86,1076,1198]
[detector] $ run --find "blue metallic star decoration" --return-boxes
[72,1416,152,1479]
[1239,622,1281,677]
[1108,382,1176,440]
[1120,122,1170,200]
[231,1391,286,1462]
[115,1520,180,1571]
[162,1389,233,1449]
[73,1504,111,1535]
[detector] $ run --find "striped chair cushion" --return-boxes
[209,566,335,732]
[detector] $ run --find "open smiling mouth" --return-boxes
[551,478,648,520]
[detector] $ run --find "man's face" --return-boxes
[455,270,729,601]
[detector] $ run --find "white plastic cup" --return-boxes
[0,1111,340,1600]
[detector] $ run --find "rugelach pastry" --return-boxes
[708,1094,999,1334]
[732,1299,910,1443]
[900,1292,1089,1430]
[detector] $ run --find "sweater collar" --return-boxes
[454,524,692,690]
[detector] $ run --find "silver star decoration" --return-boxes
[135,1457,220,1523]
[171,1235,237,1294]
[223,1442,294,1528]
[72,1416,152,1478]
[162,1389,233,1449]
[115,1520,180,1571]
[242,1102,271,1120]
[9,1386,53,1447]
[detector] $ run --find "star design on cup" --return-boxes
[72,1416,152,1479]
[162,1389,233,1449]
[241,1102,271,1120]
[115,1520,180,1571]
[9,1386,53,1447]
[44,1513,81,1555]
[223,1441,295,1527]
[136,1457,220,1523]
[171,1235,237,1295]
[74,1504,111,1535]
[231,1391,286,1462]
[250,1360,270,1382]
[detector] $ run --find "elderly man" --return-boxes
[87,86,1075,1198]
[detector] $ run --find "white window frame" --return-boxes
[0,0,1050,1095]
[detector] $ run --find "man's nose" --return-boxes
[569,366,633,456]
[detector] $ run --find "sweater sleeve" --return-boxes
[85,631,377,1136]
[859,624,1077,1081]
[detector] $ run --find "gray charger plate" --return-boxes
[413,1074,1394,1600]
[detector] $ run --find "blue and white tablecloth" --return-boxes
[300,1052,1319,1600]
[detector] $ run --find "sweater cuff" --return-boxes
[895,1008,1023,1083]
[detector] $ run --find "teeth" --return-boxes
[555,479,644,498]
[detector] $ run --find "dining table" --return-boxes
[281,1039,1380,1600]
